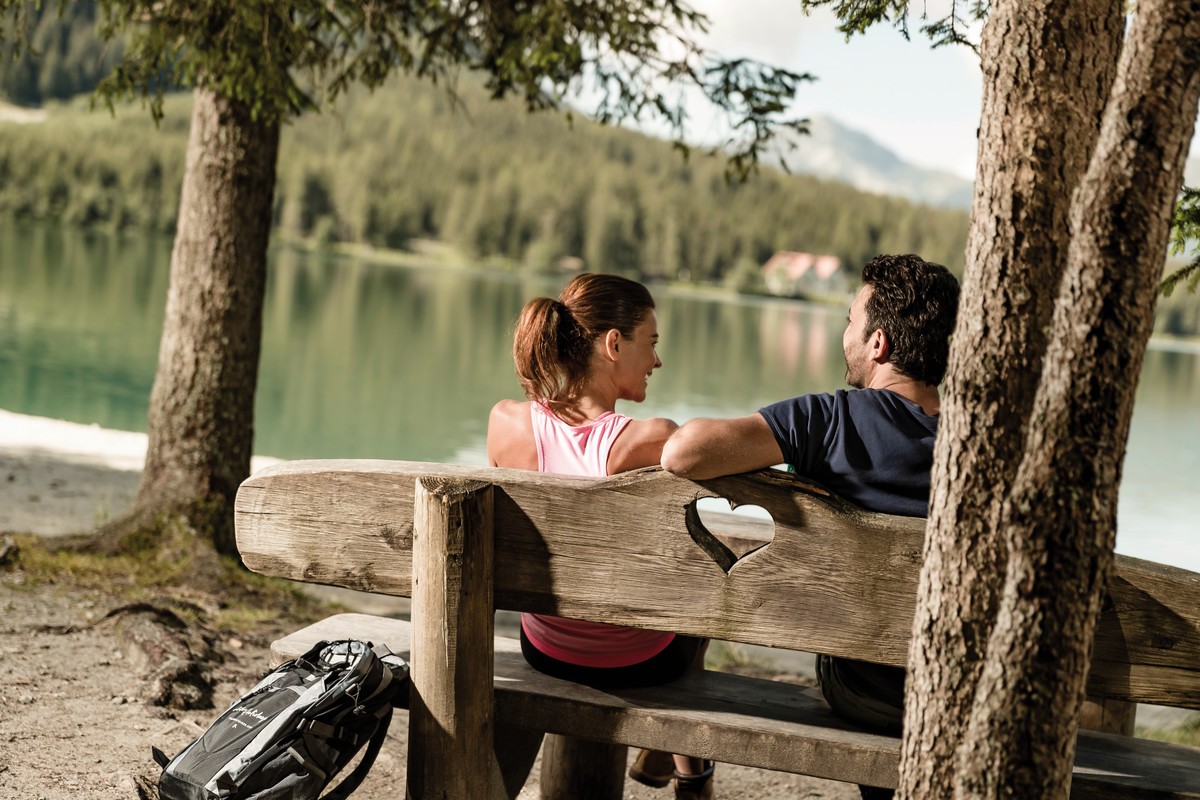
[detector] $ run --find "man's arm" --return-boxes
[660,413,785,479]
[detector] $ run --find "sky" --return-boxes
[679,1,1199,181]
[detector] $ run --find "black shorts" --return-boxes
[519,627,706,689]
[817,654,906,735]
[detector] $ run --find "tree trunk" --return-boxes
[901,1,1122,792]
[955,3,1200,795]
[126,87,280,555]
[901,0,1200,796]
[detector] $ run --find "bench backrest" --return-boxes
[235,459,1200,710]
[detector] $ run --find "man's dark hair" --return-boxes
[860,253,960,385]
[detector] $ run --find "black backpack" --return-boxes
[153,639,409,800]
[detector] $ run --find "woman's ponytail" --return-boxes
[511,274,655,409]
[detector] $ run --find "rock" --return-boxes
[0,535,17,567]
[18,693,33,705]
[115,772,155,799]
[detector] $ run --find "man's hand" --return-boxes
[661,413,785,479]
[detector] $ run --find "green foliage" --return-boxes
[1163,186,1200,297]
[72,0,807,179]
[801,0,989,49]
[0,1,122,105]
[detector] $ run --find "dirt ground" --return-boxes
[0,411,859,799]
[0,555,858,800]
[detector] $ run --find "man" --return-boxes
[660,253,960,798]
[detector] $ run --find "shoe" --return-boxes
[674,760,715,800]
[629,748,675,788]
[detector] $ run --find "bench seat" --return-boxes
[274,613,1200,798]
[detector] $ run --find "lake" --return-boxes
[1,219,1197,571]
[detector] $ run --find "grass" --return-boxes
[705,640,779,674]
[2,532,334,632]
[1137,716,1200,746]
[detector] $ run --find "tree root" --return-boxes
[105,602,219,710]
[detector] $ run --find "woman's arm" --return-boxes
[606,417,679,474]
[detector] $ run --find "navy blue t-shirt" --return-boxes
[758,388,937,517]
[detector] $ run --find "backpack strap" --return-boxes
[151,746,171,769]
[318,705,394,800]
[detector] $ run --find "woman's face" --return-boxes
[614,311,662,403]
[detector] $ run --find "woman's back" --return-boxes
[489,399,676,474]
[530,402,631,475]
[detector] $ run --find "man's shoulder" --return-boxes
[760,390,838,414]
[762,389,922,419]
[842,388,914,412]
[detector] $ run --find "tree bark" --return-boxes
[901,1,1122,793]
[955,2,1200,795]
[126,86,280,555]
[901,0,1200,796]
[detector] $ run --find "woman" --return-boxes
[487,273,714,800]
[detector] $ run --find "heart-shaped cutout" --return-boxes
[686,497,775,574]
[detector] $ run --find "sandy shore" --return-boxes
[0,409,279,536]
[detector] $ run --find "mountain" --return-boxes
[767,116,1200,208]
[766,116,974,209]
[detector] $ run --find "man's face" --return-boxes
[842,284,873,388]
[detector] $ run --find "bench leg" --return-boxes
[1079,696,1136,735]
[494,722,545,800]
[539,734,627,800]
[408,478,499,799]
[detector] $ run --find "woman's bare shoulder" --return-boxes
[489,398,531,422]
[623,416,679,438]
[487,400,537,469]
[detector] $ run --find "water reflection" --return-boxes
[0,219,1197,570]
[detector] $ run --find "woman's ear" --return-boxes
[601,328,622,362]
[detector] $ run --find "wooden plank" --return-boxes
[272,614,1200,798]
[236,460,1200,708]
[236,461,923,661]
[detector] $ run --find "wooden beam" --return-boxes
[407,477,500,800]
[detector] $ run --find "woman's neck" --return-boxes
[553,384,618,425]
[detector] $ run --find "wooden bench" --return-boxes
[235,460,1200,799]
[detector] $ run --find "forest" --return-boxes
[1,1,1196,335]
[0,76,970,283]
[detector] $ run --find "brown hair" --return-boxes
[513,273,656,409]
[860,253,960,385]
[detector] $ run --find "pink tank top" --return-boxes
[522,402,675,668]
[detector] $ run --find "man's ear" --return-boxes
[869,328,890,363]
[601,328,621,362]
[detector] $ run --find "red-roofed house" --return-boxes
[762,251,847,298]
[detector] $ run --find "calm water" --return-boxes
[2,219,1197,570]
